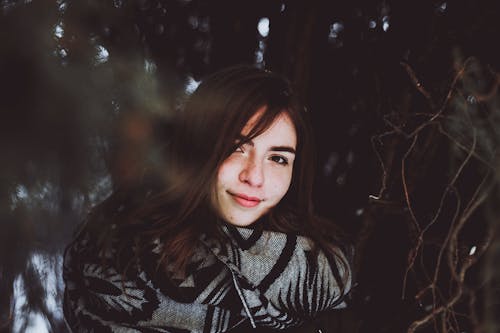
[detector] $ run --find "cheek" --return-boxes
[216,159,237,188]
[216,157,239,194]
[212,162,233,212]
[267,168,293,201]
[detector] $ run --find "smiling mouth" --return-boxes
[228,192,261,208]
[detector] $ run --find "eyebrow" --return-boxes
[270,146,296,154]
[236,137,296,154]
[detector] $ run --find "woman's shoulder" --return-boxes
[62,220,165,331]
[63,213,148,295]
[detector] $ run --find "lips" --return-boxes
[229,192,261,208]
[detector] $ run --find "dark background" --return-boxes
[1,0,499,332]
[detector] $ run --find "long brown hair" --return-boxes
[88,65,350,292]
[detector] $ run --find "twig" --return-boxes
[401,61,436,110]
[407,173,494,333]
[401,133,422,298]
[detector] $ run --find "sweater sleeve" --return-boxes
[62,232,162,332]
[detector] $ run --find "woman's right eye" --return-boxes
[233,144,245,153]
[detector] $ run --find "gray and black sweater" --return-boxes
[63,222,351,332]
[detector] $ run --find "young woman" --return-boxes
[63,65,352,332]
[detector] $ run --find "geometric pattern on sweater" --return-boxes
[63,223,349,332]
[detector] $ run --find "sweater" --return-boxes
[63,222,350,332]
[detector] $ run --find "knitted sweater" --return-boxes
[63,222,350,332]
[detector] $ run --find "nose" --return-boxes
[239,158,264,187]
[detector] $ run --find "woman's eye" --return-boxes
[270,155,288,165]
[234,145,244,153]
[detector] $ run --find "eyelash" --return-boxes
[233,145,289,166]
[270,155,289,165]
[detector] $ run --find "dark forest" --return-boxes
[1,0,499,332]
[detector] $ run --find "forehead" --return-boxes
[241,107,297,147]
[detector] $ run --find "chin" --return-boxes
[224,212,263,227]
[226,218,257,227]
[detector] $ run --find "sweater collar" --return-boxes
[221,217,265,250]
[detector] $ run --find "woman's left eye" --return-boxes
[270,155,288,165]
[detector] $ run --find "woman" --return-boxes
[63,65,352,332]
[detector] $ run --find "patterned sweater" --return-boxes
[63,223,350,332]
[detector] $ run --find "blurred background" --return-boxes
[1,0,499,332]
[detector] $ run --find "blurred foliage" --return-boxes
[1,0,499,332]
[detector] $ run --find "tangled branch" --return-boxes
[369,57,499,332]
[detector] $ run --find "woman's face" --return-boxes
[213,107,297,227]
